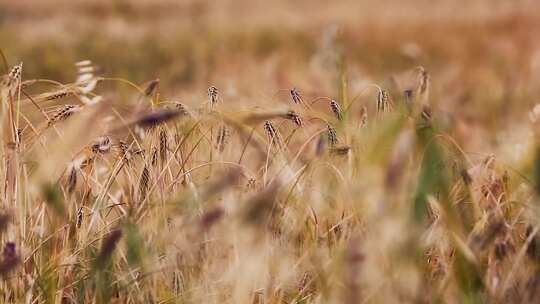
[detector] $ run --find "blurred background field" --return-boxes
[2,0,540,128]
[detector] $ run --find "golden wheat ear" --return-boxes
[284,110,304,127]
[208,85,219,108]
[215,124,229,153]
[326,123,338,147]
[329,100,343,121]
[263,120,284,150]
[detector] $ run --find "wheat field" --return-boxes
[2,1,540,303]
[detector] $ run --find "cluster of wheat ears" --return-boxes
[1,57,540,303]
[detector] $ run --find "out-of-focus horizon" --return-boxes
[2,0,539,90]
